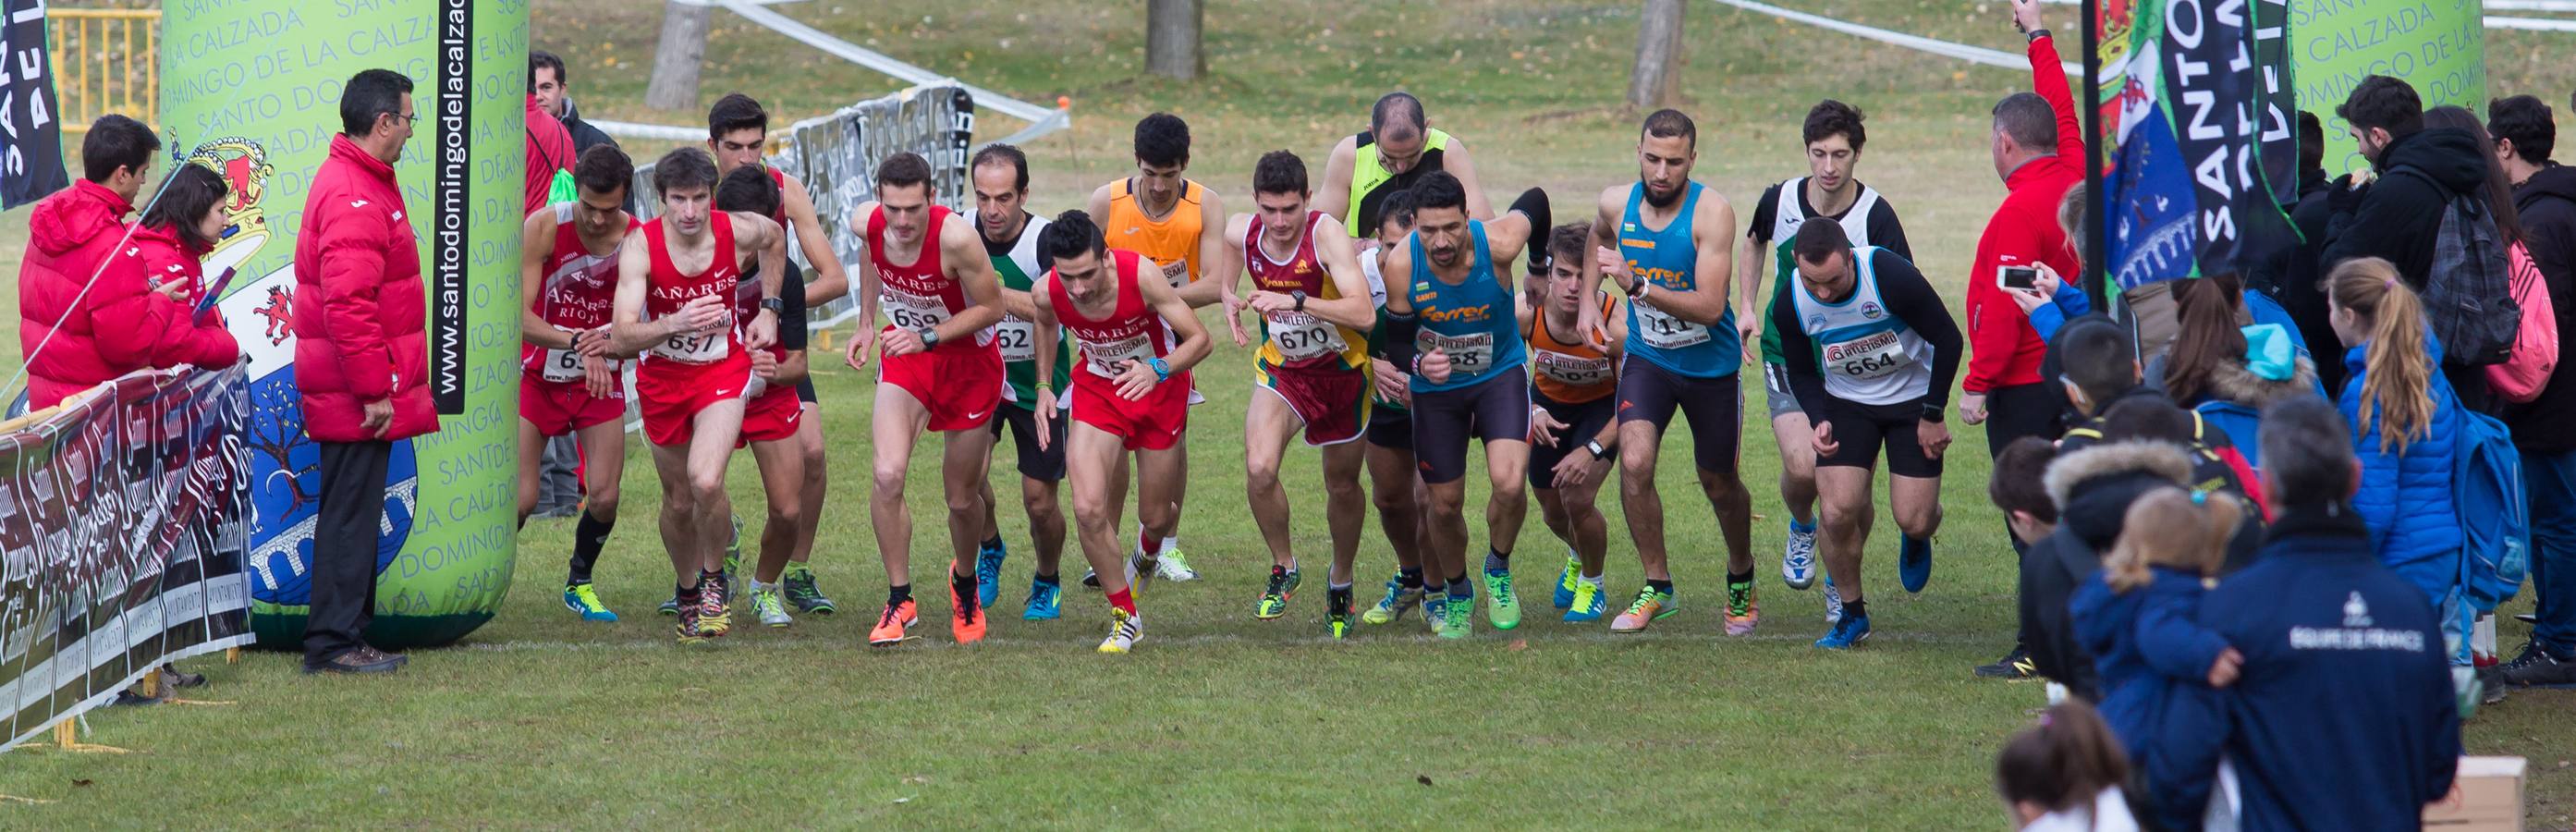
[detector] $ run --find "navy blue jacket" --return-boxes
[2185,503,2460,831]
[2072,566,2233,831]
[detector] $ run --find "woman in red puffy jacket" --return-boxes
[127,164,242,368]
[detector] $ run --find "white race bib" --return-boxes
[1264,310,1348,361]
[652,329,729,363]
[996,315,1038,362]
[1533,349,1613,387]
[1419,330,1496,378]
[1634,302,1711,349]
[883,288,954,332]
[1824,330,1911,380]
[1083,333,1158,378]
[540,325,590,382]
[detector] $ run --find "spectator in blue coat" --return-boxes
[2169,396,2460,831]
[2326,257,2469,664]
[2069,485,2246,830]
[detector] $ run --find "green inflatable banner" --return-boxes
[159,0,527,648]
[2291,0,2487,176]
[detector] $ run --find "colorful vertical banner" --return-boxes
[2094,0,2302,290]
[0,0,68,209]
[158,0,527,648]
[2289,0,2486,177]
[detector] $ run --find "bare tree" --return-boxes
[1146,0,1203,80]
[1626,0,1686,109]
[645,0,713,111]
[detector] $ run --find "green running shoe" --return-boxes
[1254,566,1302,620]
[1422,593,1450,635]
[1483,568,1521,630]
[751,582,792,628]
[1363,574,1422,625]
[562,583,617,622]
[1439,593,1473,640]
[782,562,836,615]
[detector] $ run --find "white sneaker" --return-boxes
[1781,522,1819,590]
[1097,608,1143,654]
[1128,550,1154,594]
[1823,575,1843,625]
[1154,549,1200,581]
[749,581,793,629]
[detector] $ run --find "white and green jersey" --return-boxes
[1756,177,1899,364]
[988,212,1071,407]
[1788,245,1935,406]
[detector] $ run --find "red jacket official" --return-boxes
[18,179,218,410]
[128,223,242,371]
[1964,32,2085,394]
[293,134,437,443]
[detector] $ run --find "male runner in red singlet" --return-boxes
[707,92,848,616]
[1215,151,1377,636]
[840,153,1008,647]
[519,144,641,623]
[714,166,814,630]
[610,147,786,644]
[1028,210,1215,654]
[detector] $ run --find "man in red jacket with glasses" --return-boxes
[294,69,440,675]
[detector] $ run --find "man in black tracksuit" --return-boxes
[2316,75,2494,407]
[2490,93,2576,685]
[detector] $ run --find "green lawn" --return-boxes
[3,0,2573,826]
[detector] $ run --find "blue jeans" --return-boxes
[2525,449,2576,655]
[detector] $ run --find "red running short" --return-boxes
[880,339,1006,433]
[1071,370,1193,451]
[737,381,804,447]
[1255,361,1372,447]
[519,373,625,437]
[637,352,753,447]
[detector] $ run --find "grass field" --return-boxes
[4,0,2575,826]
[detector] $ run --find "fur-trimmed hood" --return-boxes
[2204,355,2318,410]
[2044,440,2199,549]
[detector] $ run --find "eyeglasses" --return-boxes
[386,112,421,126]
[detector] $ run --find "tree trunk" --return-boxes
[1146,0,1204,80]
[1626,0,1686,109]
[645,1,713,111]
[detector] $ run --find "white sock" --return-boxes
[1580,573,1605,588]
[1163,534,1180,552]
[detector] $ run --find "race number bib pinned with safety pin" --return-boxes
[882,287,955,333]
[1083,333,1158,378]
[995,314,1038,362]
[1634,302,1710,349]
[1265,310,1348,362]
[540,325,593,382]
[652,329,730,363]
[1418,330,1496,378]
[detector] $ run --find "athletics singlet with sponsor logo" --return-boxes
[1346,128,1454,239]
[988,212,1070,406]
[1789,246,1935,405]
[1052,249,1180,380]
[1527,293,1619,404]
[1408,220,1525,393]
[1248,211,1367,372]
[1105,177,1208,288]
[866,203,995,350]
[640,213,741,365]
[526,202,641,382]
[1759,177,1886,365]
[1618,180,1739,378]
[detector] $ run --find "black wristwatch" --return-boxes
[919,327,941,349]
[2026,28,2051,43]
[1291,289,1307,312]
[1585,439,1610,460]
[1922,402,1947,423]
[760,297,785,313]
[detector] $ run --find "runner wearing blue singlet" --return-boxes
[1380,171,1550,639]
[1581,109,1757,636]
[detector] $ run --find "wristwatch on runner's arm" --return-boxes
[1586,439,1611,460]
[1921,402,1946,423]
[919,327,941,349]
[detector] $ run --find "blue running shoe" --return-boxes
[1898,535,1933,593]
[563,584,618,622]
[975,540,1007,608]
[1823,575,1844,625]
[1814,612,1872,650]
[1563,580,1608,622]
[1023,578,1062,620]
[1552,552,1579,609]
[1422,593,1450,636]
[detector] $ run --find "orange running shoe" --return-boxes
[950,580,988,644]
[869,598,919,646]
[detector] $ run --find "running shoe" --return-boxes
[1898,534,1934,594]
[1565,580,1608,623]
[2500,641,2576,687]
[724,517,744,602]
[562,583,618,622]
[1154,548,1200,582]
[868,599,919,646]
[1081,568,1101,589]
[1814,611,1872,650]
[1363,575,1424,625]
[1327,605,1353,640]
[1609,587,1677,633]
[1254,566,1302,620]
[1439,593,1473,640]
[1422,593,1450,635]
[950,580,988,644]
[975,539,1007,608]
[1129,550,1160,595]
[1553,551,1580,609]
[1974,647,2038,679]
[1823,575,1844,625]
[783,563,836,615]
[1098,607,1142,654]
[659,594,681,617]
[1781,520,1819,590]
[1024,579,1063,620]
[1484,568,1521,630]
[695,576,732,640]
[1723,576,1759,636]
[675,595,705,644]
[750,582,792,629]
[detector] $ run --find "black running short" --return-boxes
[1410,373,1531,484]
[990,399,1068,482]
[1812,395,1944,478]
[1368,406,1414,450]
[1614,359,1743,473]
[1528,390,1615,490]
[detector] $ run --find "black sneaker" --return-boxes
[1973,647,2037,679]
[303,649,402,675]
[2499,642,2576,687]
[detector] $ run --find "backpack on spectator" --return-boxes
[2386,165,2521,366]
[2453,409,2530,612]
[2483,240,2559,402]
